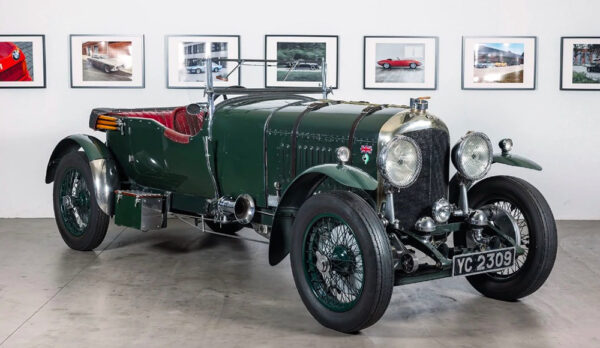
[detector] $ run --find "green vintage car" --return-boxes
[45,59,557,333]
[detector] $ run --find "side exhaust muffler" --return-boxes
[217,194,255,224]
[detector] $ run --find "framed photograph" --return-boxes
[166,35,240,88]
[363,36,437,90]
[462,36,536,90]
[70,34,144,88]
[0,35,45,88]
[561,37,600,90]
[265,35,338,88]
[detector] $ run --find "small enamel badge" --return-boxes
[360,145,373,164]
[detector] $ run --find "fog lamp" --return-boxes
[432,198,451,223]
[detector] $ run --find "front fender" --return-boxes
[492,153,542,171]
[45,134,119,215]
[268,164,378,265]
[449,152,542,203]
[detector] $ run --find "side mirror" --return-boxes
[186,103,203,116]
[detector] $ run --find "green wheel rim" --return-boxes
[59,168,91,237]
[302,213,364,312]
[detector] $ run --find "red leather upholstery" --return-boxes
[163,128,190,144]
[108,107,204,144]
[108,110,176,129]
[173,109,205,136]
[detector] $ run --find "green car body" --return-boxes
[46,93,542,266]
[46,82,555,333]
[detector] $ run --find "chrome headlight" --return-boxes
[452,132,493,181]
[378,135,422,188]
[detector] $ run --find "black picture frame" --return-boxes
[0,34,46,88]
[165,34,241,89]
[264,34,339,89]
[560,36,600,91]
[461,36,537,90]
[69,34,145,88]
[363,35,438,90]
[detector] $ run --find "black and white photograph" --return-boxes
[70,35,144,88]
[265,35,338,88]
[462,36,536,89]
[166,35,240,88]
[0,35,45,88]
[561,37,600,90]
[364,36,437,89]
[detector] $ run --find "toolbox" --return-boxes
[114,190,166,231]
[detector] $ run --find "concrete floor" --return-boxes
[0,219,598,347]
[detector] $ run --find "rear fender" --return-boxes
[268,164,378,265]
[45,134,119,215]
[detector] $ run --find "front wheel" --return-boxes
[465,176,557,301]
[53,151,110,251]
[409,63,417,69]
[290,191,393,333]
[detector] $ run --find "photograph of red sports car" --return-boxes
[0,42,33,81]
[377,58,422,69]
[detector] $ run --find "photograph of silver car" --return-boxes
[178,42,227,82]
[70,35,144,88]
[166,35,240,88]
[81,41,132,81]
[265,35,338,88]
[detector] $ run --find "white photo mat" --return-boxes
[561,37,600,90]
[462,36,536,89]
[70,35,144,88]
[166,35,240,88]
[364,36,437,89]
[0,35,45,88]
[265,36,338,88]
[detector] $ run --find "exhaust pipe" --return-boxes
[217,194,255,224]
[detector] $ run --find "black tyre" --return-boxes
[104,65,110,73]
[465,176,557,301]
[205,221,245,235]
[53,151,110,251]
[383,63,390,69]
[290,191,393,333]
[196,69,201,74]
[409,63,416,69]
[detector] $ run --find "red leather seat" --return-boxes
[107,107,205,144]
[108,110,176,129]
[173,108,205,136]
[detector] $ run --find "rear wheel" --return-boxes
[290,191,393,333]
[53,151,109,251]
[465,176,557,300]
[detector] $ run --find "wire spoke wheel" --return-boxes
[303,214,364,312]
[463,176,557,301]
[490,200,530,277]
[59,168,91,237]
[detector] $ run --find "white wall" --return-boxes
[0,0,598,219]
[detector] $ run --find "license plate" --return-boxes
[452,247,515,277]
